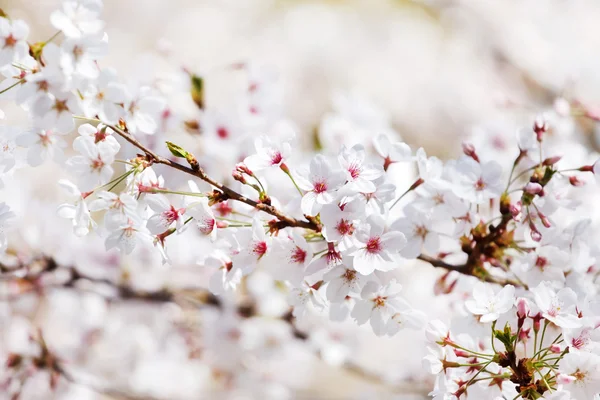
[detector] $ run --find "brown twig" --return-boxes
[109,124,320,231]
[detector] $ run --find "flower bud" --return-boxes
[550,343,563,353]
[532,313,543,332]
[232,170,246,184]
[540,213,552,229]
[569,176,585,187]
[462,142,479,162]
[529,221,542,242]
[509,201,522,222]
[524,182,543,195]
[542,156,562,166]
[235,163,254,176]
[533,116,548,142]
[516,297,530,319]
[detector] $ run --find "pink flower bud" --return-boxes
[533,116,548,142]
[454,349,470,358]
[516,297,530,319]
[580,164,594,173]
[542,156,562,166]
[232,170,246,184]
[524,182,543,194]
[550,343,562,353]
[529,221,542,242]
[532,313,543,332]
[569,176,585,187]
[509,201,522,221]
[235,163,254,176]
[540,213,552,229]
[462,142,479,162]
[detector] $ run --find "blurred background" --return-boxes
[9,0,600,155]
[3,0,600,399]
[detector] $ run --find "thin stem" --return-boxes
[151,188,206,198]
[390,184,414,210]
[508,166,537,187]
[491,321,497,354]
[44,30,62,44]
[0,79,24,95]
[106,170,134,192]
[282,168,304,196]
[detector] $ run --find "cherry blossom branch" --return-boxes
[417,254,527,288]
[106,123,321,232]
[75,121,522,288]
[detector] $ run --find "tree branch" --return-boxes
[108,124,320,231]
[106,124,524,287]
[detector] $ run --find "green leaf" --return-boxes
[166,141,189,159]
[190,74,204,110]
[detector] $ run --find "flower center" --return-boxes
[535,256,548,270]
[414,225,428,239]
[373,296,386,308]
[314,181,327,194]
[37,80,49,92]
[252,241,268,258]
[290,246,307,264]
[4,34,17,48]
[270,151,283,165]
[335,219,354,236]
[366,237,381,254]
[474,178,486,191]
[342,269,356,283]
[348,162,361,179]
[163,206,180,224]
[91,158,104,170]
[53,99,69,113]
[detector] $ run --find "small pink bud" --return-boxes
[569,176,585,187]
[524,182,543,194]
[235,163,254,176]
[529,220,542,242]
[550,343,562,353]
[580,164,594,172]
[232,170,246,184]
[454,349,470,358]
[533,116,548,142]
[516,297,530,319]
[532,313,543,332]
[540,214,552,229]
[542,156,562,166]
[462,142,479,162]
[509,201,522,221]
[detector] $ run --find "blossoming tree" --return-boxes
[1,1,600,399]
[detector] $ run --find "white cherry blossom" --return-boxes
[465,282,515,323]
[350,214,406,274]
[295,155,345,216]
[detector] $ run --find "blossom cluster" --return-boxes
[1,1,600,399]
